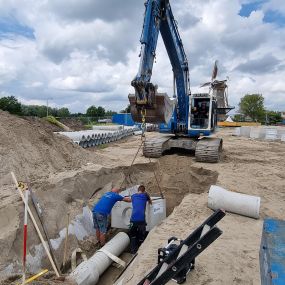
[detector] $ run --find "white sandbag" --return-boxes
[234,127,241,136]
[240,126,251,137]
[265,128,278,140]
[250,128,260,139]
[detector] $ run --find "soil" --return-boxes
[1,111,285,285]
[58,118,90,131]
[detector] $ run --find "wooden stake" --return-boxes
[11,172,60,277]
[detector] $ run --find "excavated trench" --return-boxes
[0,155,218,284]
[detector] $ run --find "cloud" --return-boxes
[0,0,285,113]
[262,0,285,16]
[48,0,142,23]
[234,54,283,74]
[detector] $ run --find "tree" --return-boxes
[21,105,47,117]
[86,105,98,117]
[239,94,265,122]
[105,110,117,116]
[120,104,131,113]
[233,114,245,122]
[86,105,106,117]
[266,111,282,125]
[57,107,70,117]
[0,96,22,115]
[96,106,105,117]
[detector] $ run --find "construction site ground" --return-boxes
[1,110,285,284]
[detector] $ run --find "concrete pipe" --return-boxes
[208,185,260,219]
[69,232,130,285]
[60,131,85,142]
[87,140,93,147]
[83,141,88,148]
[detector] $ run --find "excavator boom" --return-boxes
[129,0,189,126]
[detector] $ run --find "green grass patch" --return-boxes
[46,115,68,130]
[97,144,109,149]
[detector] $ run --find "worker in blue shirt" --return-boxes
[129,185,152,254]
[93,188,131,246]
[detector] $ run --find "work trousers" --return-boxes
[129,221,147,254]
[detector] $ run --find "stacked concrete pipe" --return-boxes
[57,125,140,148]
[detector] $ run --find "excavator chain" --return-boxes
[143,137,171,158]
[195,137,223,163]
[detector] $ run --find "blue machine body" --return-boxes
[131,0,218,138]
[112,113,135,126]
[260,218,285,285]
[133,0,190,134]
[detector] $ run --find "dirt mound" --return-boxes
[145,155,218,214]
[23,116,62,132]
[59,118,89,131]
[0,111,94,184]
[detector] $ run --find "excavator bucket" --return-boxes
[128,93,175,124]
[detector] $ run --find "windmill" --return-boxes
[201,61,234,120]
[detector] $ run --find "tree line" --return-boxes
[0,94,283,125]
[235,94,283,125]
[0,96,116,118]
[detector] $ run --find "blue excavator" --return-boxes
[129,0,233,162]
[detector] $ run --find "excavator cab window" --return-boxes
[190,98,210,129]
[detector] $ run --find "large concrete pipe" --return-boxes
[93,125,123,131]
[208,185,260,219]
[69,232,130,285]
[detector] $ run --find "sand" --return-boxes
[1,111,285,285]
[120,129,285,285]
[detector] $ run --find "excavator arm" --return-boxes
[129,0,190,129]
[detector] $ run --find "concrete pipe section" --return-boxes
[208,185,260,219]
[57,126,139,149]
[69,232,130,285]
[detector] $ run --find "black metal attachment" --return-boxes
[137,209,226,285]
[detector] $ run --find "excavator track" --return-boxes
[143,137,171,158]
[195,137,223,163]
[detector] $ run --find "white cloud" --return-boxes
[0,0,284,113]
[262,0,285,15]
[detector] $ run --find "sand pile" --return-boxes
[0,110,93,184]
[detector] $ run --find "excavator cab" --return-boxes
[188,93,217,136]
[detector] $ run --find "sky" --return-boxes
[0,0,284,113]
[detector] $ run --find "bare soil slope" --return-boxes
[0,111,93,184]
